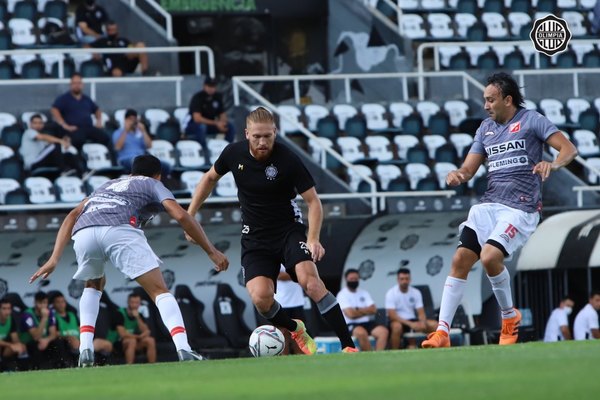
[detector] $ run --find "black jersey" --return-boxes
[214,140,315,237]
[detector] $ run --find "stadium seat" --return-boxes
[400,14,427,39]
[344,115,368,139]
[365,135,394,162]
[214,172,237,197]
[454,13,477,38]
[428,111,451,137]
[85,175,109,194]
[1,124,22,150]
[449,133,474,156]
[0,178,20,203]
[448,51,471,70]
[465,46,489,67]
[4,187,28,204]
[570,43,595,65]
[337,136,365,163]
[483,0,504,12]
[176,170,204,196]
[276,105,303,135]
[466,21,488,41]
[20,58,44,78]
[0,144,13,161]
[20,111,47,126]
[176,140,206,169]
[81,143,124,175]
[24,176,56,203]
[477,50,500,70]
[90,111,110,129]
[173,107,189,133]
[584,157,600,184]
[561,11,587,37]
[428,13,455,39]
[416,101,441,128]
[539,98,567,126]
[0,112,17,132]
[0,156,24,181]
[387,176,411,192]
[0,29,11,51]
[207,138,229,165]
[415,176,440,191]
[389,102,414,129]
[308,137,334,165]
[456,0,477,14]
[555,50,577,68]
[144,108,171,136]
[304,104,329,132]
[397,0,418,8]
[43,1,68,21]
[79,59,104,77]
[580,0,596,8]
[13,1,37,21]
[156,121,181,144]
[332,104,358,131]
[346,164,373,191]
[422,134,448,159]
[8,18,36,46]
[407,145,429,164]
[493,45,517,65]
[37,16,64,44]
[444,100,470,127]
[49,55,74,78]
[573,129,600,157]
[566,98,591,124]
[394,135,420,160]
[503,50,526,69]
[435,143,459,164]
[438,45,463,69]
[421,0,446,8]
[39,52,63,75]
[316,115,338,139]
[405,163,431,190]
[375,164,402,191]
[70,52,92,72]
[10,53,35,75]
[458,117,483,135]
[361,103,389,131]
[54,176,85,202]
[148,139,177,168]
[578,108,599,132]
[517,44,536,66]
[434,162,458,189]
[523,99,537,111]
[0,2,7,21]
[213,283,253,349]
[507,12,531,37]
[536,0,557,13]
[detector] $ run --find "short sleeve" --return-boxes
[384,288,395,310]
[336,290,350,309]
[289,152,314,194]
[363,291,375,307]
[413,289,424,310]
[557,310,568,327]
[153,180,176,203]
[213,143,234,176]
[52,94,65,111]
[21,313,36,331]
[469,126,485,155]
[531,112,559,142]
[590,311,600,329]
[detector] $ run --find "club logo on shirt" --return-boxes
[265,164,278,181]
[509,121,521,133]
[484,131,495,136]
[238,164,244,171]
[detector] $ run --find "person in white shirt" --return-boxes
[274,265,306,354]
[337,269,389,351]
[573,291,600,341]
[543,296,574,342]
[385,268,437,349]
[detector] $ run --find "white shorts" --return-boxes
[460,203,540,256]
[72,225,162,281]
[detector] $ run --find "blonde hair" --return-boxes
[246,106,275,127]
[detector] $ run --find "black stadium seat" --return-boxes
[213,283,252,350]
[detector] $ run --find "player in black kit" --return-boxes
[187,107,357,354]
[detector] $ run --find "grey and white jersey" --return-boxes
[469,108,558,212]
[72,176,175,234]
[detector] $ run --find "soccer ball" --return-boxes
[248,325,285,357]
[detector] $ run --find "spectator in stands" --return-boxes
[91,22,150,77]
[29,155,228,366]
[50,73,111,151]
[114,293,156,364]
[187,107,357,354]
[20,291,59,369]
[385,268,437,349]
[422,72,577,349]
[19,114,84,177]
[0,298,27,368]
[337,269,389,351]
[543,296,575,342]
[75,0,109,44]
[274,265,306,355]
[184,77,235,164]
[112,109,170,176]
[573,291,600,340]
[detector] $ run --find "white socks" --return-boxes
[79,287,102,353]
[436,276,467,334]
[487,267,516,319]
[155,292,191,352]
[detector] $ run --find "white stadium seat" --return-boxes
[148,140,177,167]
[176,140,206,169]
[24,176,56,204]
[304,104,329,132]
[332,104,358,131]
[55,176,86,202]
[365,135,394,162]
[361,103,389,131]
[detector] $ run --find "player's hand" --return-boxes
[307,241,325,263]
[40,307,50,318]
[208,250,229,272]
[446,170,467,186]
[532,161,554,182]
[29,260,57,283]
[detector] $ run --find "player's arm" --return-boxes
[533,131,578,181]
[362,304,377,315]
[560,325,572,340]
[187,166,222,217]
[416,306,427,324]
[116,325,136,340]
[342,307,363,319]
[78,21,101,38]
[30,200,87,283]
[446,153,485,186]
[299,187,325,262]
[136,316,151,337]
[387,308,410,325]
[163,198,228,272]
[46,324,59,341]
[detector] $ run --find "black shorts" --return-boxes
[347,321,377,334]
[241,223,313,286]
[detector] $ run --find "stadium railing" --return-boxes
[127,0,174,41]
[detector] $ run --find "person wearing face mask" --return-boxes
[543,296,574,342]
[336,269,389,351]
[91,21,149,77]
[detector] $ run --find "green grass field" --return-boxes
[1,341,598,400]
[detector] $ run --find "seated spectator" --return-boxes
[574,291,600,340]
[20,292,60,369]
[114,293,156,364]
[385,268,437,349]
[51,73,111,151]
[543,296,574,342]
[19,114,84,177]
[76,0,109,44]
[91,22,149,77]
[0,298,27,370]
[337,269,389,351]
[184,77,235,164]
[112,109,171,176]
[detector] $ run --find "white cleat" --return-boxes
[177,349,204,361]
